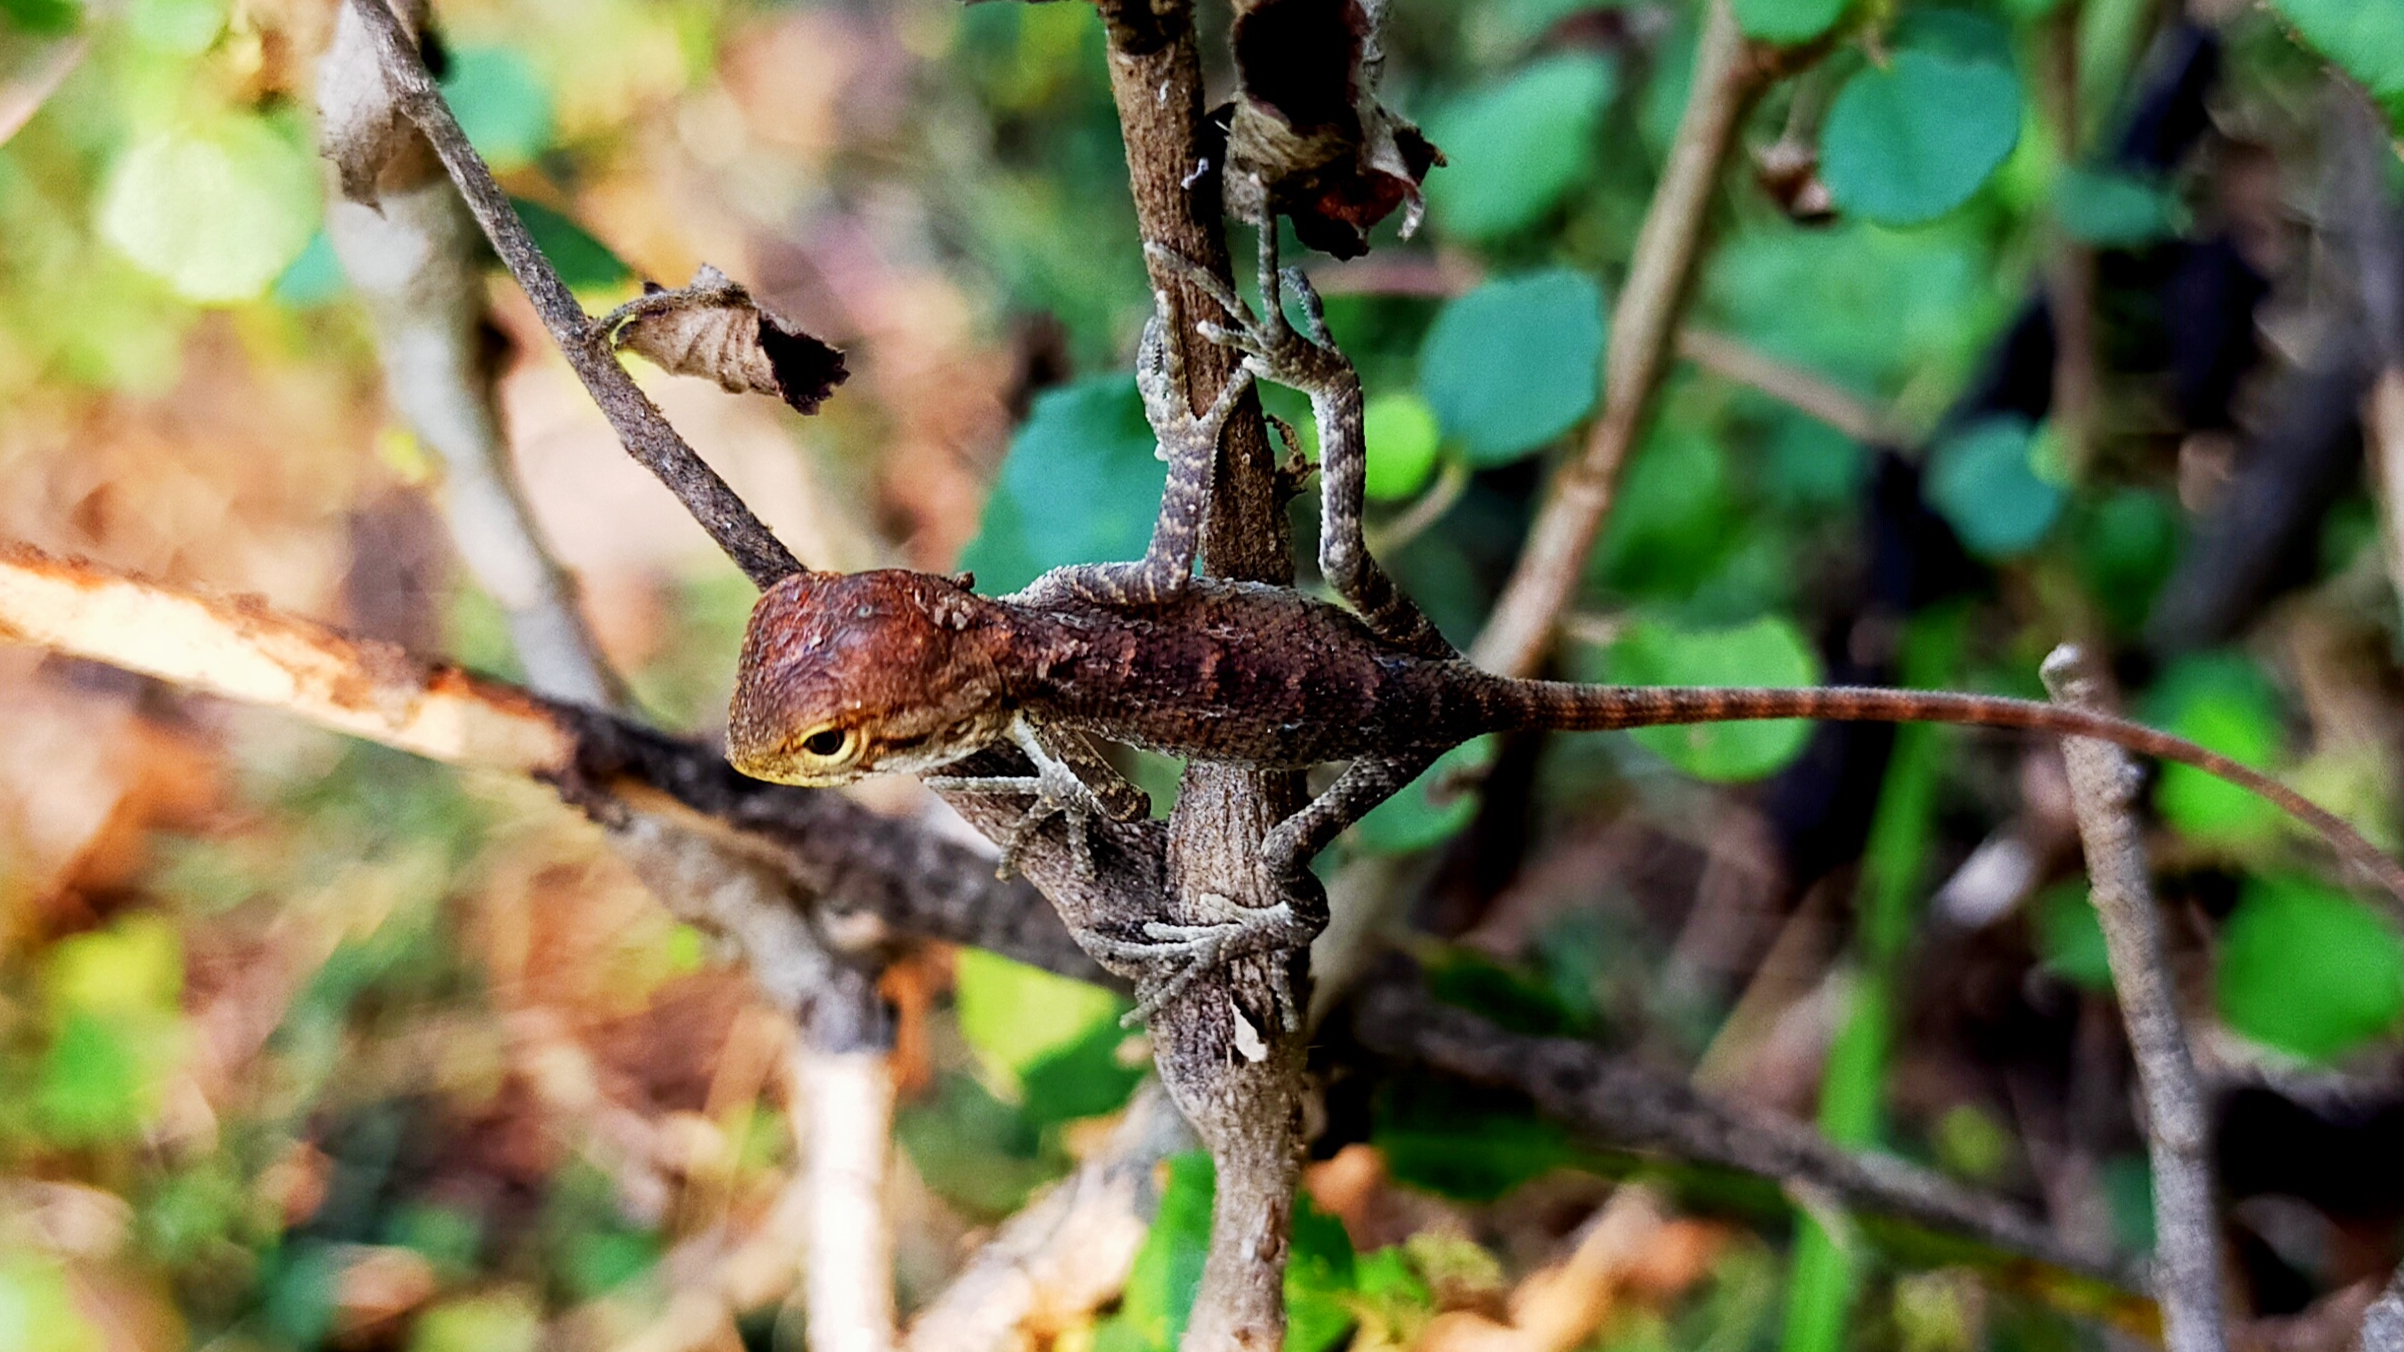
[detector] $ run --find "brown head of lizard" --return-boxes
[727,569,1017,786]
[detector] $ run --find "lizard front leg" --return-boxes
[1009,310,1254,610]
[1147,216,1455,661]
[925,718,1147,878]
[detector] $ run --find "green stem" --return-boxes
[1780,608,1966,1352]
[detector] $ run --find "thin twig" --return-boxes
[1350,969,2147,1291]
[1471,0,1777,678]
[0,542,1102,985]
[319,2,620,708]
[904,1083,1195,1352]
[340,0,803,589]
[0,35,85,148]
[1676,329,1911,448]
[2040,646,2225,1352]
[795,1040,899,1352]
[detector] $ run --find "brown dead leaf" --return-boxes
[609,265,848,415]
[335,1245,441,1338]
[1221,0,1442,259]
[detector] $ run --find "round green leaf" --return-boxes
[2142,653,2285,843]
[1923,417,2066,558]
[1819,49,2023,227]
[1363,391,1443,501]
[443,45,554,172]
[2053,166,2182,247]
[958,376,1163,594]
[1419,270,1605,466]
[1734,0,1849,45]
[124,0,226,52]
[2218,876,2404,1062]
[953,946,1124,1086]
[98,113,321,303]
[1605,615,1822,781]
[1426,55,1617,241]
[2273,0,2404,127]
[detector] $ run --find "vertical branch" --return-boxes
[1470,0,1771,678]
[795,1032,900,1352]
[319,0,619,708]
[1092,3,1307,1348]
[2040,646,2226,1352]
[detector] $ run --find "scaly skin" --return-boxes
[725,567,2404,905]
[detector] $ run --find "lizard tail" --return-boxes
[1516,681,2404,907]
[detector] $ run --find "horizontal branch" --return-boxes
[0,542,1099,985]
[1349,969,2149,1293]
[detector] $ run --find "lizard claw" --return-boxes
[1081,895,1312,1031]
[924,721,1113,879]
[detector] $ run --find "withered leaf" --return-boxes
[1221,0,1442,259]
[609,265,848,415]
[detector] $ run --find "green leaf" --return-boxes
[98,112,322,303]
[407,1290,543,1352]
[1605,615,1822,781]
[508,197,632,290]
[1426,55,1617,241]
[443,46,554,172]
[1419,270,1605,466]
[1098,1151,1215,1352]
[1733,0,1849,45]
[2217,876,2404,1061]
[954,946,1127,1087]
[2053,165,2182,246]
[0,1254,103,1352]
[271,228,348,307]
[1923,417,2066,558]
[2272,0,2404,126]
[1285,1195,1360,1352]
[2033,883,2113,991]
[1373,1079,1586,1201]
[36,1012,157,1144]
[1363,391,1442,502]
[3,0,82,36]
[1352,736,1496,854]
[45,913,182,1017]
[564,1229,659,1299]
[1819,49,2023,227]
[123,0,223,51]
[894,1074,1060,1217]
[959,376,1163,595]
[2142,653,2285,843]
[1018,1018,1146,1126]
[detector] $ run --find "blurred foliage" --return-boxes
[5,0,2404,1346]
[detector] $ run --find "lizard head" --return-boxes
[725,569,1015,786]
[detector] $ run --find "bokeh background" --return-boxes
[5,0,2404,1349]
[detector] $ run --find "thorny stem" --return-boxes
[1095,1,1309,1344]
[1471,0,1774,679]
[2040,648,2225,1352]
[342,0,803,590]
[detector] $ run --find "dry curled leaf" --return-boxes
[1220,0,1442,259]
[316,0,440,206]
[609,265,848,415]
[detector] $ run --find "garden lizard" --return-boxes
[725,227,2404,1012]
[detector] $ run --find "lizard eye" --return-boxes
[799,726,856,760]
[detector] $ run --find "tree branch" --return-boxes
[904,1082,1195,1352]
[0,542,1101,987]
[1348,969,2148,1293]
[339,0,803,589]
[1470,0,1775,678]
[2041,646,2225,1352]
[1092,2,1311,1347]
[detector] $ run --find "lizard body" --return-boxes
[723,221,2404,1013]
[725,564,2404,903]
